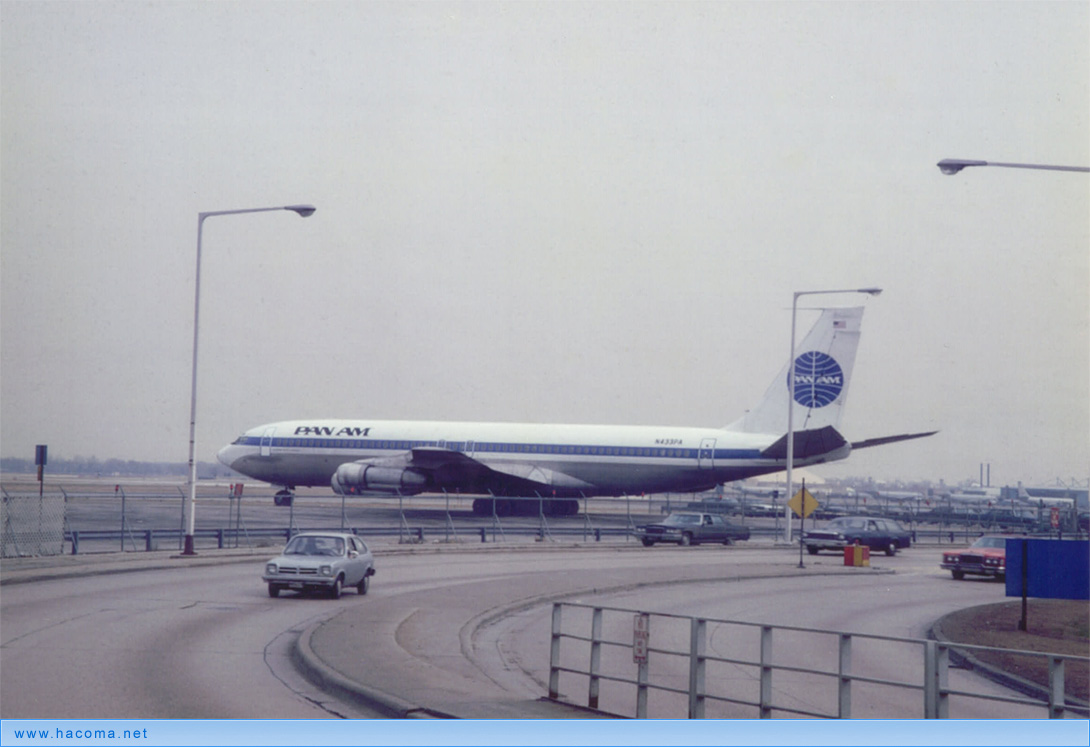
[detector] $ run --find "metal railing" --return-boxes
[49,523,1081,555]
[60,525,640,554]
[547,602,1089,719]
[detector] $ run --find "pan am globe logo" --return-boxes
[788,351,844,408]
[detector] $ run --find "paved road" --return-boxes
[2,541,1047,720]
[0,555,384,719]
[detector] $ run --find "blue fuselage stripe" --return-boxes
[240,436,762,461]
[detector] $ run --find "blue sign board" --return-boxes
[1005,539,1089,600]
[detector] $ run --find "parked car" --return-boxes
[263,532,375,598]
[940,535,1008,580]
[635,512,750,547]
[803,516,911,556]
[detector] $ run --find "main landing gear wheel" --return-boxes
[274,490,294,506]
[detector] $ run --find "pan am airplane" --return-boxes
[217,306,935,515]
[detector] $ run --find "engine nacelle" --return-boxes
[332,462,428,495]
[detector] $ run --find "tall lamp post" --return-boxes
[784,287,882,543]
[183,204,316,556]
[937,158,1089,175]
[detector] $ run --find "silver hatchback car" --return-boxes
[263,532,375,599]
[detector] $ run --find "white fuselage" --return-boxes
[216,418,826,497]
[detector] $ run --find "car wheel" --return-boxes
[641,538,655,547]
[267,583,281,598]
[885,541,897,556]
[356,573,370,595]
[951,570,964,580]
[722,537,734,546]
[806,545,819,555]
[679,533,692,546]
[329,576,342,599]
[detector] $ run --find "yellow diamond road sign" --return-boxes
[788,487,820,519]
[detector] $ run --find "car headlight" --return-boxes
[266,563,277,575]
[320,565,333,577]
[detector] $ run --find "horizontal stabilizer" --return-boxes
[849,431,938,450]
[761,426,848,460]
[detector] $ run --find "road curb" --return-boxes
[294,620,452,719]
[929,616,1090,715]
[0,549,268,586]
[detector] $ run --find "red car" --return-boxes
[941,535,1008,580]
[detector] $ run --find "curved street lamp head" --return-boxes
[858,287,883,296]
[285,204,317,217]
[937,158,988,175]
[937,158,1088,175]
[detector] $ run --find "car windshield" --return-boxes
[284,536,345,556]
[971,536,1007,549]
[663,514,702,526]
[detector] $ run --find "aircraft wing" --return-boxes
[409,447,594,491]
[482,460,595,492]
[332,446,596,496]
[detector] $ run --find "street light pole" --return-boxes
[182,204,316,556]
[937,158,1089,175]
[784,287,882,544]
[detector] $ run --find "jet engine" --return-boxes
[332,461,429,495]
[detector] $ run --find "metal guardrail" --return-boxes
[57,524,1074,555]
[61,525,643,554]
[547,602,1089,719]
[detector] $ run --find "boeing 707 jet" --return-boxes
[217,306,934,514]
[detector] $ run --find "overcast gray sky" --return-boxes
[2,1,1087,487]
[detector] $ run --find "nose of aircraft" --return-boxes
[217,443,240,469]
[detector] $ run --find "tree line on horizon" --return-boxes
[0,456,236,479]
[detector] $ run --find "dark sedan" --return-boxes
[803,516,911,556]
[635,512,751,547]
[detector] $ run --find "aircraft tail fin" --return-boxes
[726,306,864,435]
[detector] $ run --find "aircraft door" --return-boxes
[260,426,276,457]
[698,438,716,470]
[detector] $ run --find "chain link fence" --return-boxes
[1,493,66,557]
